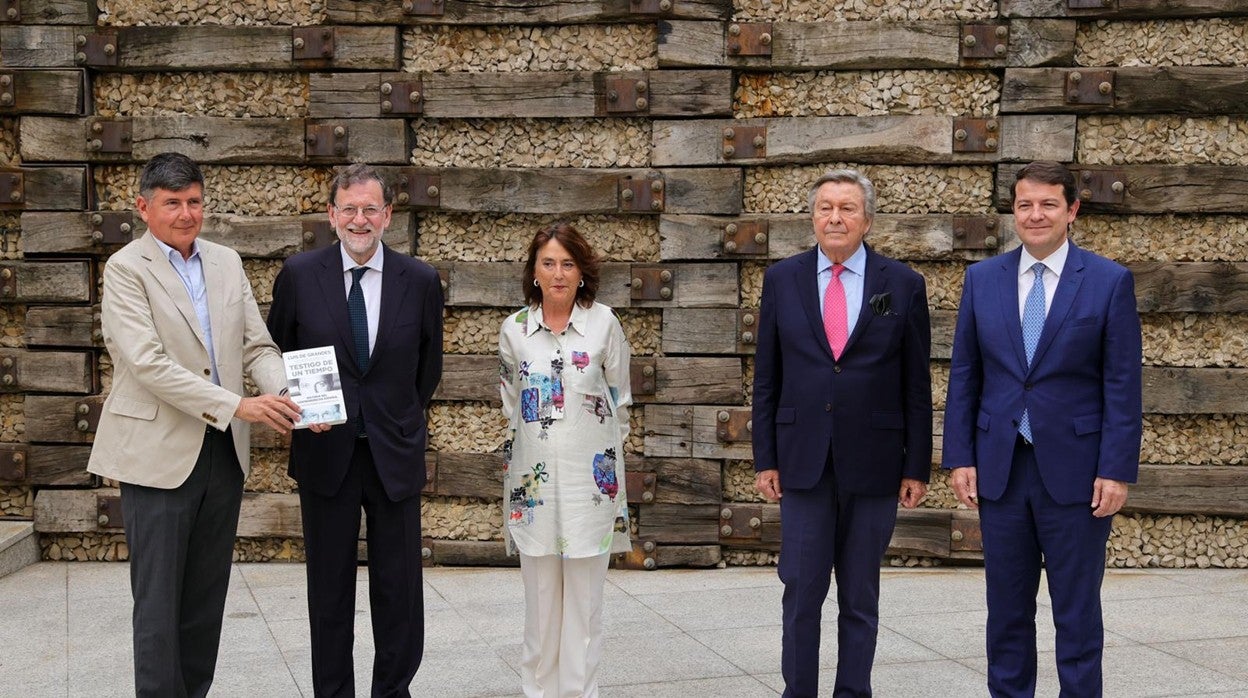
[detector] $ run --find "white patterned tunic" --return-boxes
[498,301,633,558]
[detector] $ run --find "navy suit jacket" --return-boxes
[942,242,1142,504]
[267,242,443,502]
[752,245,932,495]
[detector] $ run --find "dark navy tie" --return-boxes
[348,267,370,374]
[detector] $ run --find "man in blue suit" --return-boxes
[943,161,1143,697]
[753,169,932,697]
[268,164,443,697]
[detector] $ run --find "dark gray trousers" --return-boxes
[121,426,243,698]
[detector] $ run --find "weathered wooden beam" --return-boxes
[1132,262,1248,313]
[326,0,732,24]
[1142,367,1248,414]
[1126,464,1248,517]
[613,543,722,569]
[0,260,92,303]
[0,166,86,211]
[425,539,517,567]
[24,306,99,348]
[0,25,397,70]
[660,214,1017,262]
[996,164,1248,214]
[440,261,739,308]
[1002,0,1248,18]
[0,348,93,393]
[19,116,408,165]
[0,444,94,486]
[236,493,304,537]
[0,69,83,114]
[890,508,955,558]
[658,20,1072,69]
[23,395,100,443]
[1003,67,1248,114]
[631,457,721,505]
[653,115,1075,166]
[311,70,733,119]
[3,0,93,24]
[636,502,720,544]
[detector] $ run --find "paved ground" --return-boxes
[1,562,1247,697]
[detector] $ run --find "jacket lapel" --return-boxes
[796,249,836,362]
[315,243,361,374]
[373,245,411,368]
[842,246,884,356]
[1029,243,1085,372]
[201,243,227,363]
[140,233,208,351]
[996,247,1028,374]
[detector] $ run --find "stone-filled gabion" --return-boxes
[1078,116,1248,166]
[423,496,504,541]
[1141,314,1248,368]
[743,357,755,405]
[0,394,23,444]
[444,308,516,355]
[0,485,31,517]
[911,261,966,310]
[244,259,283,304]
[1110,514,1248,568]
[0,118,17,166]
[246,449,297,494]
[931,362,949,411]
[922,466,959,509]
[723,459,767,502]
[402,25,658,73]
[0,214,19,260]
[724,549,778,566]
[736,71,1000,118]
[416,213,659,263]
[0,304,21,348]
[741,261,766,308]
[428,402,509,453]
[412,119,650,168]
[41,533,127,561]
[234,538,307,562]
[618,309,662,356]
[95,166,332,216]
[1142,415,1248,465]
[734,0,996,22]
[94,73,309,118]
[1077,19,1248,67]
[745,165,995,214]
[97,0,324,26]
[1074,215,1248,263]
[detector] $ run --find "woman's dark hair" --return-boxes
[522,222,600,308]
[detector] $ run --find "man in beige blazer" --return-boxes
[88,152,302,698]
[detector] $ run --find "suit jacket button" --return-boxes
[834,365,842,373]
[203,368,211,376]
[825,403,832,412]
[1024,382,1033,390]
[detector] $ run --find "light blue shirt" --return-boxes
[154,237,220,386]
[816,243,866,339]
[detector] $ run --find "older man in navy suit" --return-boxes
[943,161,1142,697]
[753,169,932,697]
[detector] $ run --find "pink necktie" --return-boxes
[823,263,848,359]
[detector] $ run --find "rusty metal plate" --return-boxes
[960,24,1008,59]
[402,0,446,15]
[1068,0,1115,8]
[0,353,17,390]
[75,31,119,68]
[1064,69,1115,106]
[952,117,1000,153]
[715,408,752,443]
[420,537,435,566]
[718,505,763,540]
[950,517,983,552]
[722,125,766,160]
[0,169,22,209]
[89,211,134,245]
[435,267,449,296]
[630,358,657,396]
[380,78,423,116]
[75,399,102,434]
[612,540,658,570]
[0,265,14,302]
[736,309,759,350]
[726,22,773,57]
[0,0,19,23]
[1073,168,1127,205]
[722,219,768,256]
[0,71,15,111]
[306,122,350,160]
[97,495,124,529]
[604,76,649,114]
[952,215,1002,251]
[618,175,664,213]
[625,471,657,504]
[86,119,132,155]
[394,170,440,208]
[0,444,26,481]
[629,265,674,301]
[301,219,335,251]
[293,27,335,61]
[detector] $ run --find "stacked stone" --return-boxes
[402,25,658,73]
[735,71,1000,118]
[97,0,325,26]
[412,119,651,169]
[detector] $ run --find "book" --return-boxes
[282,345,348,428]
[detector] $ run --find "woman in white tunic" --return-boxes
[498,223,632,698]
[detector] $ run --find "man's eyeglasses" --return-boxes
[333,205,386,219]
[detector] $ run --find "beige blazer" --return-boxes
[87,232,286,489]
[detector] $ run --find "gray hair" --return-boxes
[139,152,204,199]
[807,169,876,219]
[330,163,394,207]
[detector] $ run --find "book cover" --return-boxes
[282,345,348,428]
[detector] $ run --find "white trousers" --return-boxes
[519,553,611,698]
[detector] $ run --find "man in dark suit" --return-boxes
[943,161,1142,697]
[753,169,932,697]
[268,164,443,697]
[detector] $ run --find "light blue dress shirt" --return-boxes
[154,237,220,386]
[815,243,866,339]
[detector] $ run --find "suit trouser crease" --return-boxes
[778,459,898,698]
[300,439,425,698]
[980,440,1111,698]
[519,552,610,698]
[121,427,242,698]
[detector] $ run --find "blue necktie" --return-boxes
[348,267,370,374]
[1019,262,1046,442]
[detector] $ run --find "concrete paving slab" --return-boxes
[1104,592,1248,643]
[595,632,746,686]
[878,567,989,617]
[606,566,778,596]
[1098,567,1217,601]
[65,561,130,602]
[600,675,780,697]
[407,644,520,698]
[687,621,942,676]
[1160,569,1248,594]
[424,567,523,608]
[631,584,782,632]
[1154,635,1248,684]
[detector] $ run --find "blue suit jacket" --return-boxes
[267,243,443,502]
[752,245,932,495]
[942,242,1142,504]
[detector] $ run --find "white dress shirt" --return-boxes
[816,243,867,339]
[1018,239,1069,322]
[340,244,383,354]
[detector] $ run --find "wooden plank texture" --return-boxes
[0,348,93,393]
[427,540,516,566]
[996,164,1248,214]
[1002,0,1248,18]
[3,167,87,211]
[0,69,83,114]
[630,457,721,505]
[1132,262,1248,313]
[236,493,304,537]
[24,306,99,348]
[1003,68,1248,114]
[889,508,953,558]
[636,503,720,543]
[33,488,103,532]
[23,395,100,443]
[114,26,397,71]
[642,404,695,458]
[0,444,93,486]
[1126,464,1248,517]
[326,0,732,24]
[662,309,751,355]
[0,261,92,303]
[431,451,504,499]
[1142,367,1248,414]
[10,0,92,24]
[441,262,739,308]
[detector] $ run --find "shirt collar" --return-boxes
[816,242,867,278]
[153,235,201,264]
[524,302,590,338]
[1019,238,1069,278]
[340,242,385,274]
